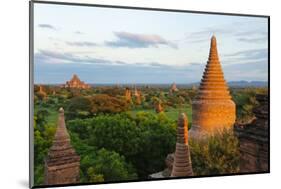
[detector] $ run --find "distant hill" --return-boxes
[227,81,268,87]
[183,80,268,88]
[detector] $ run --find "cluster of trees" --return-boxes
[33,109,56,185]
[65,95,129,120]
[232,88,267,123]
[68,112,177,180]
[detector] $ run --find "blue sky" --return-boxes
[34,3,268,84]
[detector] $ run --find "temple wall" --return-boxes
[192,100,236,132]
[45,162,80,185]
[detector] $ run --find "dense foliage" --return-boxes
[189,130,240,175]
[33,85,267,185]
[68,112,176,179]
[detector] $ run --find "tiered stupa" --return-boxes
[37,85,47,100]
[234,94,268,173]
[44,108,80,185]
[63,74,91,89]
[155,101,164,113]
[134,87,142,105]
[171,113,193,177]
[190,36,236,138]
[125,88,132,103]
[170,82,179,93]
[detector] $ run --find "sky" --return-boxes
[33,3,268,84]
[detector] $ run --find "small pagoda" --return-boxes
[63,74,91,89]
[134,87,142,105]
[37,85,47,100]
[44,108,80,185]
[155,101,164,113]
[125,88,132,103]
[171,113,193,177]
[190,36,236,138]
[170,82,179,93]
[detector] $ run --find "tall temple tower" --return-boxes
[125,88,132,103]
[190,36,236,138]
[171,113,193,177]
[44,108,80,185]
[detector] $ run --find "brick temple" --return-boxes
[170,82,179,93]
[125,88,132,103]
[37,85,47,100]
[150,113,193,178]
[155,101,164,113]
[134,87,142,105]
[235,94,269,173]
[63,74,91,89]
[190,36,236,138]
[171,113,193,177]
[44,108,80,185]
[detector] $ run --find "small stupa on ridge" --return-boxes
[44,108,80,185]
[171,113,193,177]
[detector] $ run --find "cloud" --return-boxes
[224,48,268,62]
[185,21,268,45]
[38,24,57,30]
[237,37,267,43]
[35,49,110,65]
[105,32,178,49]
[185,26,234,43]
[74,31,83,34]
[66,41,98,47]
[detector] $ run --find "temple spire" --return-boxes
[171,113,193,177]
[190,36,236,138]
[44,108,80,185]
[50,108,71,151]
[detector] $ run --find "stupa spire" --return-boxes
[44,108,80,185]
[171,113,193,177]
[190,36,236,138]
[50,108,71,151]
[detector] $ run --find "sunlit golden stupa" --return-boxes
[189,36,236,138]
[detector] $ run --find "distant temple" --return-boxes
[37,85,47,100]
[44,108,80,185]
[235,94,269,173]
[170,82,179,93]
[171,113,193,177]
[190,36,236,138]
[125,88,132,103]
[63,74,91,89]
[134,87,142,105]
[155,101,164,113]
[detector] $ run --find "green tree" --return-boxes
[66,96,92,120]
[189,130,240,176]
[92,148,137,181]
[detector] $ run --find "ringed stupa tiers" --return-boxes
[190,36,236,138]
[171,113,193,177]
[44,108,80,185]
[63,74,91,89]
